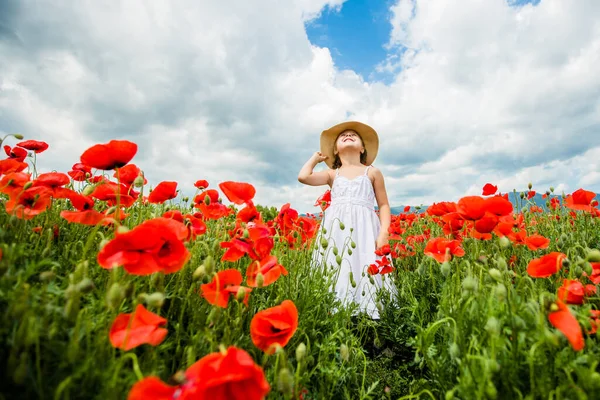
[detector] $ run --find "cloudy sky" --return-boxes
[1,0,599,213]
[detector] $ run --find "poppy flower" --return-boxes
[5,186,53,220]
[474,212,499,234]
[109,304,168,351]
[127,346,270,400]
[219,181,256,205]
[587,310,600,335]
[424,237,465,263]
[527,252,566,278]
[80,140,137,170]
[0,158,28,175]
[194,189,219,205]
[525,234,550,251]
[367,263,380,275]
[548,301,584,351]
[484,195,513,217]
[457,196,487,220]
[148,181,178,204]
[237,202,261,223]
[194,179,209,189]
[196,202,233,220]
[246,255,288,287]
[32,172,70,193]
[0,172,30,196]
[200,269,251,308]
[482,183,498,196]
[67,162,92,181]
[527,190,536,200]
[115,164,145,186]
[4,145,27,161]
[427,202,457,217]
[564,189,597,213]
[98,218,190,275]
[54,188,95,211]
[60,210,111,226]
[375,244,391,257]
[314,190,331,211]
[250,300,298,354]
[16,140,49,153]
[91,182,136,207]
[557,279,586,305]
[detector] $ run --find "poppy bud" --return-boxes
[550,186,554,192]
[528,182,532,190]
[462,276,477,292]
[496,257,508,271]
[82,185,95,196]
[549,303,559,312]
[320,238,329,249]
[488,268,502,282]
[369,275,375,285]
[203,195,211,205]
[64,294,80,321]
[23,181,33,190]
[350,241,356,249]
[586,249,600,263]
[203,256,215,275]
[322,228,327,235]
[106,283,124,310]
[332,247,338,256]
[445,390,456,400]
[256,273,264,288]
[236,287,247,302]
[116,225,129,234]
[499,236,511,248]
[339,222,345,230]
[296,342,307,362]
[75,277,95,293]
[147,292,165,308]
[336,255,342,265]
[519,192,525,199]
[495,283,507,301]
[485,382,498,399]
[340,343,349,362]
[348,249,353,256]
[277,368,294,395]
[349,272,356,288]
[39,271,55,282]
[192,265,206,280]
[440,262,451,276]
[133,175,145,188]
[13,133,24,140]
[448,342,460,359]
[242,229,249,239]
[484,316,500,336]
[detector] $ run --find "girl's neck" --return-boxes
[338,152,362,168]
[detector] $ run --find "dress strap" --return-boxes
[364,165,371,175]
[335,168,340,177]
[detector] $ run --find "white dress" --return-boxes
[314,165,394,319]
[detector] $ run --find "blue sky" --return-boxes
[305,0,541,84]
[305,0,396,83]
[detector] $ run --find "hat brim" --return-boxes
[320,121,379,169]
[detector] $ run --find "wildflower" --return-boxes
[109,304,167,350]
[250,300,298,354]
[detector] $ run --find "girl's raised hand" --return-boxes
[312,151,328,164]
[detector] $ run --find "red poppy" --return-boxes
[314,190,332,211]
[148,181,178,204]
[457,196,487,220]
[548,301,584,351]
[4,145,27,161]
[0,172,30,196]
[60,210,111,226]
[424,237,465,263]
[219,181,256,205]
[16,140,49,153]
[91,182,136,207]
[80,140,137,170]
[127,346,270,400]
[246,255,288,287]
[482,183,498,196]
[484,195,513,217]
[557,279,586,305]
[526,252,566,278]
[527,190,536,200]
[524,234,550,251]
[0,158,28,175]
[587,310,600,335]
[250,300,298,354]
[588,262,600,284]
[109,304,167,351]
[98,218,190,275]
[427,202,457,217]
[474,212,499,234]
[163,210,206,241]
[54,188,95,211]
[115,164,145,186]
[201,269,251,308]
[237,202,261,223]
[195,202,233,220]
[194,179,209,189]
[564,189,597,213]
[32,172,70,193]
[5,186,53,220]
[375,244,391,257]
[67,162,92,181]
[194,189,219,205]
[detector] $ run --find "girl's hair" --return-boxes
[331,132,368,169]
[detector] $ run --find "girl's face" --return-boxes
[335,130,364,154]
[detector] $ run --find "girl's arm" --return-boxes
[298,152,331,186]
[371,167,391,249]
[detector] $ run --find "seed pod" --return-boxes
[488,268,502,282]
[340,343,350,362]
[277,368,294,395]
[192,265,206,280]
[236,287,247,302]
[296,342,307,362]
[133,175,145,188]
[147,292,166,308]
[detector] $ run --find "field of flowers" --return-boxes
[1,133,600,400]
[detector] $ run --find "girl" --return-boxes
[298,121,394,319]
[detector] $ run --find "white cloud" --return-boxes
[1,0,599,215]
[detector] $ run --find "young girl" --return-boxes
[298,121,394,319]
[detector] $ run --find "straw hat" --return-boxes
[320,121,379,169]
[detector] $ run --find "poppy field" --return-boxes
[1,133,600,400]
